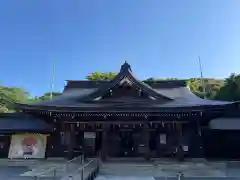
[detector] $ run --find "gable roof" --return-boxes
[14,62,235,111]
[79,61,173,101]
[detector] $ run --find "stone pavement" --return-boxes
[98,160,240,178]
[96,176,155,180]
[2,158,240,180]
[96,177,240,180]
[155,160,226,177]
[0,158,96,180]
[0,158,66,180]
[0,166,32,180]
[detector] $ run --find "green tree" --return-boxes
[0,85,29,112]
[38,92,61,101]
[86,72,117,80]
[215,74,240,101]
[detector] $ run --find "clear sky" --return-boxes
[0,0,240,96]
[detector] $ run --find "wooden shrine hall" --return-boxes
[0,62,240,161]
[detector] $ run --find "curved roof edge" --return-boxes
[0,113,52,132]
[12,62,239,111]
[12,101,236,112]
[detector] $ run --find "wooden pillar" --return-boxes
[67,123,76,160]
[196,122,204,157]
[101,124,108,161]
[176,123,184,161]
[143,123,151,160]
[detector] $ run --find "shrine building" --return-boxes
[0,62,240,161]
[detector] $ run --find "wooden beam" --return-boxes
[62,121,189,124]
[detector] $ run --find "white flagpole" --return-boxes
[50,58,56,100]
[198,56,206,99]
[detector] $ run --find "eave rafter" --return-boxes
[26,109,203,118]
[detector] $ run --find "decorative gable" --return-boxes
[118,77,133,86]
[81,61,173,102]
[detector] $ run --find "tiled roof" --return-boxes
[0,113,52,132]
[14,62,234,111]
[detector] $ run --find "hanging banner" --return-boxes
[8,134,47,159]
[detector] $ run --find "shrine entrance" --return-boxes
[105,129,150,158]
[119,131,136,157]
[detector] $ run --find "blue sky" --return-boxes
[0,0,240,96]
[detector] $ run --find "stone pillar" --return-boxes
[143,123,151,160]
[67,123,76,160]
[101,124,109,161]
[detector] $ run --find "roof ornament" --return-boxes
[120,61,132,72]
